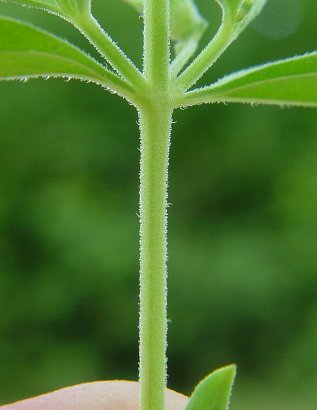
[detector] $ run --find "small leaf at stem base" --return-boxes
[185,365,236,410]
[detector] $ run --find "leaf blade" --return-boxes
[182,52,317,108]
[0,0,91,19]
[0,16,134,100]
[0,0,60,14]
[185,365,237,410]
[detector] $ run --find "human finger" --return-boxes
[1,381,188,410]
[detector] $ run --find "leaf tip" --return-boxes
[185,364,237,410]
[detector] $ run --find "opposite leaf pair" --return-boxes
[1,0,317,109]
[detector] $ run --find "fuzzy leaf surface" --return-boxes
[0,17,120,86]
[184,52,317,108]
[185,365,236,410]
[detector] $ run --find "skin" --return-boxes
[0,381,189,410]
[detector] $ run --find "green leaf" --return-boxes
[0,0,60,14]
[0,17,133,99]
[183,52,317,108]
[0,0,91,20]
[185,365,236,410]
[55,0,91,19]
[216,0,267,38]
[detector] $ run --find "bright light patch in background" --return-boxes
[252,0,304,40]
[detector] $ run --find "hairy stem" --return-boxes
[139,1,172,409]
[75,13,146,89]
[177,22,232,91]
[143,0,170,86]
[138,103,173,410]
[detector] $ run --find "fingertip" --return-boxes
[1,381,188,410]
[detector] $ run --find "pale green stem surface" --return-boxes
[138,103,173,410]
[139,2,172,408]
[143,0,170,85]
[74,13,145,89]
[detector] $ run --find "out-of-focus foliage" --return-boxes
[0,0,316,408]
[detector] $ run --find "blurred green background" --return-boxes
[0,0,317,408]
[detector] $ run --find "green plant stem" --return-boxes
[177,22,232,91]
[138,102,173,410]
[139,3,172,409]
[74,13,146,89]
[170,38,199,78]
[143,0,170,85]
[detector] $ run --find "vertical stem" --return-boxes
[143,0,170,86]
[140,0,171,408]
[138,103,173,410]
